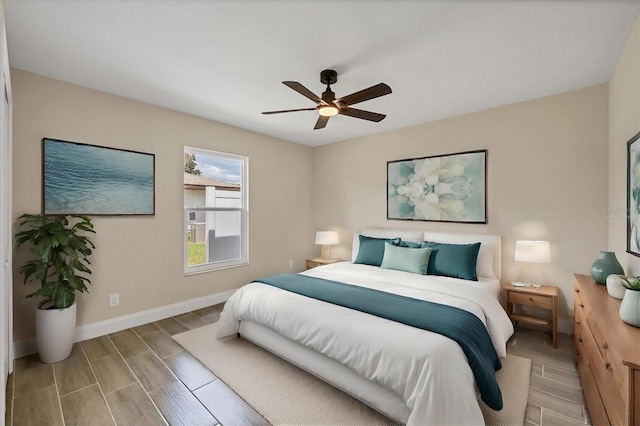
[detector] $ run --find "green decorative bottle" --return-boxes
[591,251,624,285]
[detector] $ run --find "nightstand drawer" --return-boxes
[306,260,322,269]
[306,258,345,270]
[509,291,553,309]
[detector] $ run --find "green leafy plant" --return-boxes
[15,214,95,309]
[622,277,640,291]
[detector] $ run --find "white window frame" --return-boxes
[184,147,248,275]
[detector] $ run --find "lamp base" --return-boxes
[321,245,331,260]
[519,263,544,286]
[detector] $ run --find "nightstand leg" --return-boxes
[552,295,558,349]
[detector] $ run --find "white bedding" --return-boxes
[218,262,514,425]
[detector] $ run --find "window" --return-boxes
[184,147,248,274]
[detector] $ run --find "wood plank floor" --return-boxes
[509,326,591,425]
[5,304,590,425]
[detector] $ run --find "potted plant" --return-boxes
[15,214,95,363]
[620,277,640,328]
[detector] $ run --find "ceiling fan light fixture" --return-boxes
[262,71,392,129]
[318,105,338,117]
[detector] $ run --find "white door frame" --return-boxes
[0,0,13,420]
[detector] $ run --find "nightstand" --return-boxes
[504,283,558,348]
[306,257,345,270]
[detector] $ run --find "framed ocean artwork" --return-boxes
[627,131,640,257]
[387,149,487,223]
[42,138,155,215]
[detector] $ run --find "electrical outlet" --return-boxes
[288,260,293,269]
[109,293,119,307]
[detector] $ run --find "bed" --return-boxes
[217,228,514,425]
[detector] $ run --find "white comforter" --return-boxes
[217,262,514,425]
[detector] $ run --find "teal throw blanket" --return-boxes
[255,273,503,410]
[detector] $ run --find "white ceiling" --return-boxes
[5,1,640,147]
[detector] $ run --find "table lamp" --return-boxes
[315,231,339,260]
[514,240,551,287]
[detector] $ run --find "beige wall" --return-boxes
[609,14,640,275]
[12,70,315,341]
[313,85,609,327]
[11,66,612,339]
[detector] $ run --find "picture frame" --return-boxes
[387,149,487,223]
[627,131,640,257]
[42,138,155,215]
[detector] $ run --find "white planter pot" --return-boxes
[35,302,77,363]
[620,289,640,328]
[606,274,627,300]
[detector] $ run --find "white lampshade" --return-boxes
[515,241,551,263]
[315,231,339,246]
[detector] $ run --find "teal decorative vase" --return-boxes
[591,251,624,285]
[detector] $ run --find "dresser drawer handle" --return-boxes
[602,342,608,349]
[575,289,580,293]
[577,337,583,343]
[528,297,535,303]
[576,321,581,325]
[579,303,584,308]
[575,349,580,355]
[605,362,611,370]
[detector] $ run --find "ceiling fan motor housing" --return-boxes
[320,69,337,86]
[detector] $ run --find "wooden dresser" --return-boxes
[574,274,640,425]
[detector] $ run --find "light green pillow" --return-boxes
[380,242,432,275]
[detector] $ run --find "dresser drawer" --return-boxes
[574,299,585,353]
[632,367,640,426]
[577,350,610,426]
[509,291,553,309]
[583,323,626,426]
[588,315,610,358]
[588,315,627,391]
[574,285,586,313]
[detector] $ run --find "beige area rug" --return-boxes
[173,323,530,425]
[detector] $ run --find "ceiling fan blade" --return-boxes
[283,81,326,105]
[314,115,329,130]
[337,83,392,107]
[262,107,317,115]
[339,107,386,122]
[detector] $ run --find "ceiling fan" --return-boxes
[262,69,392,130]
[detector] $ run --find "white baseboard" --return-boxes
[13,289,237,359]
[13,287,575,359]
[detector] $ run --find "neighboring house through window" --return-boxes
[184,147,248,274]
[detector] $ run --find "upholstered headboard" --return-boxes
[352,227,502,281]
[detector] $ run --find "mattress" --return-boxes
[239,320,411,423]
[218,262,513,425]
[477,276,501,300]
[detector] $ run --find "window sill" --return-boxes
[184,261,249,276]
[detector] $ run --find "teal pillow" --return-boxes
[381,242,432,275]
[422,241,481,281]
[354,235,400,266]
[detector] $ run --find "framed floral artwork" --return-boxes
[627,131,640,257]
[387,149,487,223]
